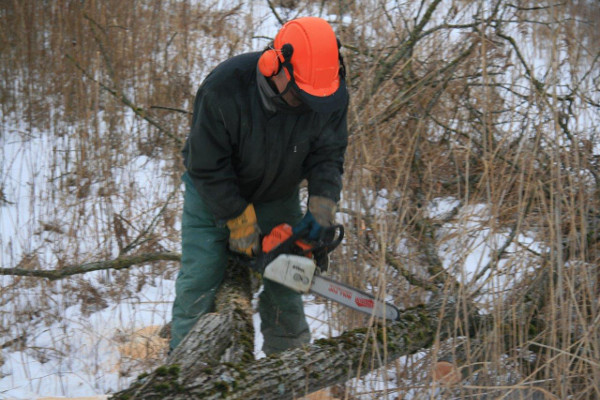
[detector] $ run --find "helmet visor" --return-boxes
[287,68,348,113]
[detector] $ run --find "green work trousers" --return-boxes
[170,172,310,355]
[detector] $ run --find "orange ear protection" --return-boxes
[258,48,280,77]
[258,44,294,77]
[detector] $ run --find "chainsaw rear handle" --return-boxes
[306,223,344,256]
[229,224,344,275]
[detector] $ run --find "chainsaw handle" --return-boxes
[301,224,344,256]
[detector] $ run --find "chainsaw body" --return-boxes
[263,254,317,293]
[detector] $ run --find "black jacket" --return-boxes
[182,52,348,221]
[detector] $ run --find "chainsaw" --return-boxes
[233,223,400,321]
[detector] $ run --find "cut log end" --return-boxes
[432,361,461,385]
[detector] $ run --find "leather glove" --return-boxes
[226,204,261,256]
[293,196,337,240]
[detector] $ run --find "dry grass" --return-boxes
[1,0,599,398]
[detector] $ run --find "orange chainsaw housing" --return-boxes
[261,223,313,257]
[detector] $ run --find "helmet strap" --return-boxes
[279,43,297,88]
[269,78,294,102]
[271,44,298,101]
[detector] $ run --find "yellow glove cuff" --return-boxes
[226,204,257,232]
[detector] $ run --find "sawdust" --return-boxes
[113,325,168,375]
[298,388,341,400]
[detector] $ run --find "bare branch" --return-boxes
[0,252,180,280]
[370,0,444,95]
[121,189,179,255]
[65,54,183,146]
[83,13,116,81]
[265,0,285,25]
[149,105,192,115]
[339,207,442,293]
[472,194,534,286]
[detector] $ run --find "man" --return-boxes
[171,16,349,355]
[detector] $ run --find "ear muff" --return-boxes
[258,49,280,77]
[259,43,295,77]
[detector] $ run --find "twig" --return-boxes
[339,207,444,293]
[84,13,116,81]
[121,189,179,255]
[496,31,545,93]
[65,54,182,146]
[1,335,26,350]
[150,105,191,114]
[265,0,284,25]
[370,0,443,95]
[375,40,477,126]
[384,252,440,292]
[506,3,564,12]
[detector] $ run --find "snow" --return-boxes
[3,1,586,399]
[0,135,541,398]
[1,273,176,398]
[1,279,338,398]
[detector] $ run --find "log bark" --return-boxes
[166,259,256,369]
[110,287,477,400]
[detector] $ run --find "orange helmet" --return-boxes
[258,17,347,113]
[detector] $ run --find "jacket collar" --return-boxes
[256,65,310,115]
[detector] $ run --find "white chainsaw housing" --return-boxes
[263,254,316,293]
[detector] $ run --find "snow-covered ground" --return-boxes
[0,275,335,398]
[5,1,592,398]
[0,111,342,398]
[0,190,535,399]
[0,109,541,399]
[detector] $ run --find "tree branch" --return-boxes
[0,252,180,280]
[149,105,192,115]
[339,207,442,293]
[65,54,183,146]
[370,0,443,95]
[265,0,285,26]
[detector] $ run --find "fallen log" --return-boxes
[110,282,476,399]
[166,259,256,370]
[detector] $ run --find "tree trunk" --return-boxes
[165,260,256,372]
[110,283,475,399]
